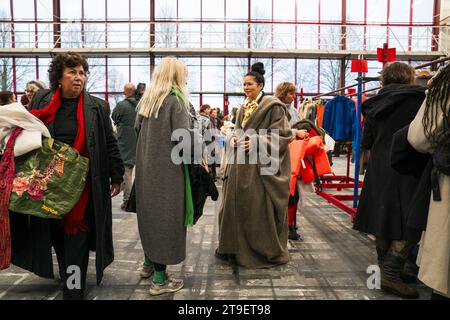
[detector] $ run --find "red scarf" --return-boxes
[29,89,90,235]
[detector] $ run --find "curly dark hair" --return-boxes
[48,52,89,90]
[423,63,450,147]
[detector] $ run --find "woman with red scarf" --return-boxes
[9,52,124,300]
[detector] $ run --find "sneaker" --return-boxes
[149,278,184,296]
[140,264,154,278]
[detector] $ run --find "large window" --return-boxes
[1,0,442,102]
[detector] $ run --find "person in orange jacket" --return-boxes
[275,82,309,240]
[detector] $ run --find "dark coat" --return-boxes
[10,89,124,285]
[111,97,138,166]
[390,125,432,243]
[353,84,426,240]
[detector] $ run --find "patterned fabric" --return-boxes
[242,92,263,126]
[0,127,23,270]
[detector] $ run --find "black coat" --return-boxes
[9,89,124,285]
[353,84,426,240]
[390,125,433,243]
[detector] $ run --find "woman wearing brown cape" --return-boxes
[216,62,292,268]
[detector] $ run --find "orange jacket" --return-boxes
[289,136,332,196]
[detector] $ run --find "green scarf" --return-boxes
[170,87,194,227]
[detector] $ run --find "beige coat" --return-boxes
[218,95,292,268]
[408,98,450,297]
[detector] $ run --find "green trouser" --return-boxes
[144,255,167,283]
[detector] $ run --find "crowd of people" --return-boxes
[0,53,448,301]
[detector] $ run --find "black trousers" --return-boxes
[50,199,94,300]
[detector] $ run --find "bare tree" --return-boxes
[155,4,187,48]
[320,58,351,92]
[1,10,34,91]
[226,9,277,92]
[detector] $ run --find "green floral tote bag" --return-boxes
[9,138,89,219]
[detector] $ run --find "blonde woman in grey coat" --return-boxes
[135,57,191,296]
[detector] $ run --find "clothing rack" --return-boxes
[314,55,450,219]
[315,56,450,100]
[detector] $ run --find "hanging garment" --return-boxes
[0,103,51,157]
[322,96,356,142]
[298,99,316,120]
[316,104,326,128]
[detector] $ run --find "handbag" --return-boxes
[9,138,89,219]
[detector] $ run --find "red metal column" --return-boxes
[200,56,203,106]
[432,0,441,52]
[223,57,227,114]
[105,56,108,101]
[386,0,391,44]
[271,0,274,49]
[341,0,347,51]
[10,0,16,93]
[294,58,298,109]
[81,0,85,47]
[150,0,155,76]
[200,0,203,48]
[53,0,61,48]
[129,55,131,82]
[105,0,108,48]
[317,58,321,94]
[341,0,347,94]
[176,0,179,48]
[318,0,321,50]
[363,0,367,50]
[34,0,39,78]
[128,0,131,48]
[34,0,38,48]
[408,0,414,51]
[248,0,251,49]
[295,0,298,50]
[224,0,227,47]
[103,0,108,99]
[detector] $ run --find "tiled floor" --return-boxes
[0,156,431,300]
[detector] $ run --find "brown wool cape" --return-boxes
[218,95,292,268]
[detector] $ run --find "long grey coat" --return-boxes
[135,95,189,265]
[218,95,292,268]
[408,97,450,297]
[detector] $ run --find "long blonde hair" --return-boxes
[138,57,190,118]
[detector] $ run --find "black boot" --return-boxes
[376,245,388,269]
[375,238,389,269]
[381,252,419,299]
[400,257,419,283]
[288,226,302,241]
